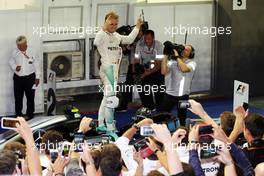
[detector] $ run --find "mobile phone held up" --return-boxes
[242,102,249,111]
[139,147,154,159]
[1,117,20,130]
[74,133,85,152]
[199,125,213,136]
[140,126,154,136]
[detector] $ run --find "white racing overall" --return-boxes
[94,27,139,132]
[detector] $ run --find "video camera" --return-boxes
[116,21,148,36]
[132,107,152,123]
[116,9,149,36]
[163,41,185,60]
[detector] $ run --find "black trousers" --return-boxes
[116,64,134,110]
[159,93,189,126]
[117,65,164,111]
[13,73,36,119]
[139,70,164,110]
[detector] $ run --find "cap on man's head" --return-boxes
[16,35,27,44]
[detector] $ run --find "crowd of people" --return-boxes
[0,99,264,176]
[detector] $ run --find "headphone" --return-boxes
[189,45,195,59]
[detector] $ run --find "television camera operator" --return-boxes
[160,41,196,126]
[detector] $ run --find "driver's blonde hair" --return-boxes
[104,11,119,22]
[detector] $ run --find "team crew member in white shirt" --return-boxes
[94,11,143,137]
[160,45,196,126]
[9,36,40,120]
[134,30,165,111]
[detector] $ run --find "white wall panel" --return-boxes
[175,3,212,92]
[42,0,90,41]
[49,6,83,28]
[96,3,128,27]
[91,0,132,28]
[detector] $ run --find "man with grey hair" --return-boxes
[9,35,40,120]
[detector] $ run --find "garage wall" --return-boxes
[215,0,264,97]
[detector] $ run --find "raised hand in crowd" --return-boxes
[213,144,237,176]
[123,118,153,140]
[78,117,93,133]
[133,151,144,176]
[81,141,97,175]
[151,124,184,175]
[229,106,248,142]
[188,99,218,127]
[16,117,42,175]
[171,128,187,145]
[53,154,71,176]
[211,125,231,144]
[188,125,199,142]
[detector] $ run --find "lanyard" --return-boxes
[140,41,156,64]
[21,51,29,59]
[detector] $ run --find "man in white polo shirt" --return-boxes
[160,45,196,126]
[9,35,40,120]
[134,30,164,111]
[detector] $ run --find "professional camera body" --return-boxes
[132,107,152,123]
[163,41,185,60]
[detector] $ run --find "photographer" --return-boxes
[160,44,196,126]
[134,30,165,111]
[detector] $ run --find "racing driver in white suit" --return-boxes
[94,11,143,139]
